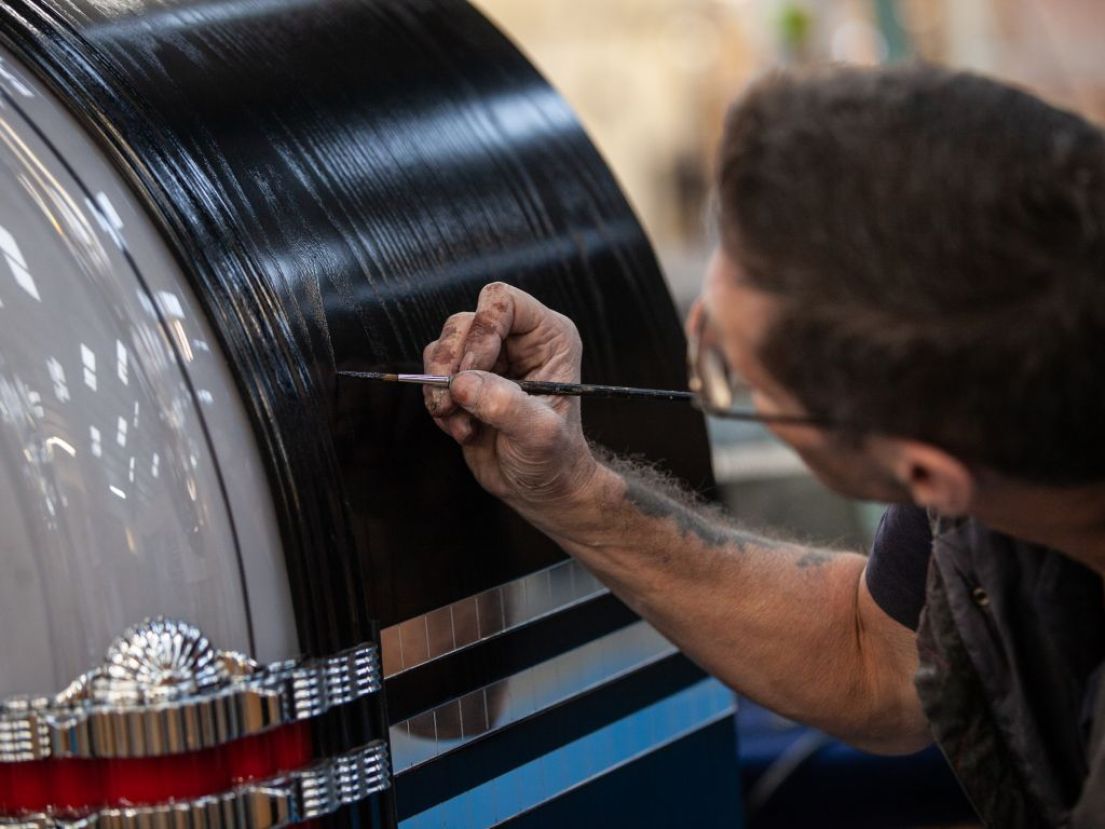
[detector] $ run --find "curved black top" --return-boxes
[0,0,713,653]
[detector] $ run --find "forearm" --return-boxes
[524,457,928,754]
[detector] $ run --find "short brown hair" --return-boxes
[718,64,1105,484]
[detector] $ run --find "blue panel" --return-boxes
[499,715,743,829]
[401,678,737,828]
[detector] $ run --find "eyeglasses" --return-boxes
[686,304,829,426]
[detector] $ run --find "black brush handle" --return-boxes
[516,379,694,402]
[337,370,695,403]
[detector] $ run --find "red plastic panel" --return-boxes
[0,720,311,814]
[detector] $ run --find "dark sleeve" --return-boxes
[864,504,933,631]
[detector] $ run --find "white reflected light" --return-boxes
[46,357,69,402]
[44,436,76,457]
[0,223,41,302]
[116,339,128,385]
[109,484,127,500]
[136,290,155,317]
[156,291,184,318]
[80,343,97,390]
[90,191,125,251]
[27,389,43,418]
[0,56,35,98]
[172,319,193,362]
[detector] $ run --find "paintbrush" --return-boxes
[338,370,695,403]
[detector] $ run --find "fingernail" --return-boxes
[460,351,477,371]
[427,387,448,414]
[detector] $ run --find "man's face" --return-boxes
[697,248,911,503]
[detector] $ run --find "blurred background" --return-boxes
[466,2,1104,825]
[474,0,1105,261]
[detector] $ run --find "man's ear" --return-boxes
[880,439,976,515]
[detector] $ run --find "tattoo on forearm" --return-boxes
[623,477,750,552]
[592,443,828,563]
[592,444,754,552]
[796,551,831,568]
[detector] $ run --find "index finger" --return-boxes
[459,282,556,373]
[424,311,475,417]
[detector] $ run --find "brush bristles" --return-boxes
[338,370,399,381]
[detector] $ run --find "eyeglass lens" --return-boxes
[688,306,757,413]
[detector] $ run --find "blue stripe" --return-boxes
[400,678,736,828]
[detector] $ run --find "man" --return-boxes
[421,64,1105,827]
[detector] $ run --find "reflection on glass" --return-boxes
[80,343,96,390]
[0,222,40,301]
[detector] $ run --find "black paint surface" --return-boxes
[0,1,720,823]
[0,0,712,661]
[0,0,713,642]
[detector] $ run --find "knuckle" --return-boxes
[475,285,513,325]
[467,313,498,340]
[445,309,475,329]
[466,319,505,359]
[429,347,456,370]
[437,317,463,344]
[480,281,509,299]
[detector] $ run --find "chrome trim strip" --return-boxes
[0,739,390,829]
[380,558,607,678]
[389,620,678,772]
[0,619,382,761]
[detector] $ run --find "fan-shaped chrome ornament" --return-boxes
[0,617,383,761]
[0,618,390,828]
[58,617,255,707]
[98,617,236,701]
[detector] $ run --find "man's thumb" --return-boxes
[449,370,546,439]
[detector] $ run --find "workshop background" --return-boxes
[470,1,1103,826]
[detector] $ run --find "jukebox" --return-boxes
[0,0,742,825]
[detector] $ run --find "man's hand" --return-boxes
[423,282,600,522]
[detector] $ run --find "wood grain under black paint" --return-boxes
[0,0,714,642]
